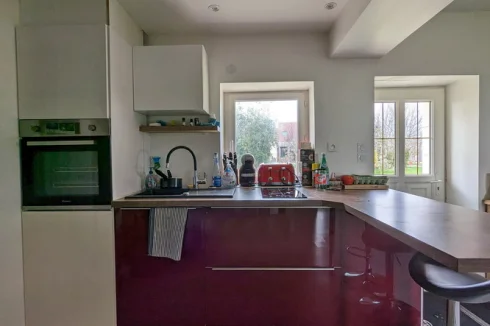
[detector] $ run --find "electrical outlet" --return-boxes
[327,143,337,152]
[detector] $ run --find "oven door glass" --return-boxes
[21,137,112,207]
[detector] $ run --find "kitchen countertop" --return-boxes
[113,187,490,272]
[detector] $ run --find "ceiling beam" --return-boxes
[329,0,454,58]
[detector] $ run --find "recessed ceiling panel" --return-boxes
[118,0,350,34]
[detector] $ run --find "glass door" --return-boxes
[21,137,112,208]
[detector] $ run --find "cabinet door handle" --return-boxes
[207,267,339,271]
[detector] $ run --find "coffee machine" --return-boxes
[239,153,256,187]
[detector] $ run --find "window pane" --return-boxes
[405,102,418,138]
[383,139,396,175]
[418,102,431,138]
[418,139,431,175]
[405,139,418,175]
[374,103,382,138]
[374,139,396,175]
[235,100,298,172]
[374,139,383,175]
[383,103,395,138]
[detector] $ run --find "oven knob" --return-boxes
[31,125,41,133]
[88,125,97,132]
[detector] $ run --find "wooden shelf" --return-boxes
[139,125,219,133]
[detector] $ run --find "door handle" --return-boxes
[206,267,340,271]
[26,140,95,146]
[430,180,443,183]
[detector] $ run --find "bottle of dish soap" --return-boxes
[145,168,158,190]
[221,160,237,188]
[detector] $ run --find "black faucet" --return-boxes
[166,146,206,189]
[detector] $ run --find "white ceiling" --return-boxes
[375,76,477,88]
[118,0,350,35]
[444,0,490,12]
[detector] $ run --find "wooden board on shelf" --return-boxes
[139,125,219,133]
[344,184,389,190]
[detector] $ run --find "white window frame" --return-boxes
[223,91,310,157]
[375,88,444,182]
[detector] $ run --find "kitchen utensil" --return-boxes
[160,177,182,189]
[222,153,227,169]
[154,168,168,181]
[257,163,296,186]
[166,178,183,189]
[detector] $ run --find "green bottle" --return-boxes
[320,153,330,189]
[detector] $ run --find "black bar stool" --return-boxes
[409,252,490,326]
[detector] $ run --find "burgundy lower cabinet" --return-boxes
[115,207,421,326]
[115,209,205,326]
[205,269,342,326]
[205,208,337,268]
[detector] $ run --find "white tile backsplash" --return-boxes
[148,133,220,187]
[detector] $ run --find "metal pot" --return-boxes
[161,177,182,189]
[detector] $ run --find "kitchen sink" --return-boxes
[125,188,236,199]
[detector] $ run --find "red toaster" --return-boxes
[257,163,296,186]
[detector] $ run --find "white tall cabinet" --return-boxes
[16,25,109,119]
[22,211,116,326]
[133,45,210,115]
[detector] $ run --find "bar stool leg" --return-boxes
[446,301,460,326]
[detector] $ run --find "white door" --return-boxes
[374,88,445,201]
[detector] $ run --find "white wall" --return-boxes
[149,11,490,204]
[377,12,490,206]
[0,0,25,325]
[109,0,147,199]
[109,0,142,46]
[446,77,480,209]
[148,130,220,187]
[149,33,377,176]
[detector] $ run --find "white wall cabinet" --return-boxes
[133,45,209,115]
[17,25,109,119]
[22,211,116,326]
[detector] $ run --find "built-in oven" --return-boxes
[20,119,112,211]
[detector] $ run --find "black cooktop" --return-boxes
[261,187,307,199]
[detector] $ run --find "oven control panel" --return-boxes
[43,121,79,135]
[19,119,110,137]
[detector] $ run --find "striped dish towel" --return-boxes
[148,207,188,261]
